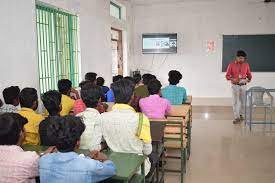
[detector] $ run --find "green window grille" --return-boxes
[36,4,80,94]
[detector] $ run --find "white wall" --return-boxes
[131,0,275,105]
[0,0,38,96]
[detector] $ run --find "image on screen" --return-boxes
[142,33,177,54]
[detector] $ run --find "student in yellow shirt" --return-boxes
[58,79,77,116]
[18,88,44,145]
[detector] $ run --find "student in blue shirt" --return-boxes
[162,70,187,105]
[106,75,123,102]
[39,116,116,183]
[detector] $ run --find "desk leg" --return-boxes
[141,162,145,183]
[187,110,191,160]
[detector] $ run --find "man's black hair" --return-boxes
[96,77,105,87]
[81,83,101,108]
[46,116,85,152]
[58,79,72,95]
[111,79,135,104]
[85,72,97,82]
[236,50,247,58]
[168,70,183,85]
[112,75,123,83]
[41,90,62,116]
[142,74,156,85]
[133,74,142,84]
[0,113,27,145]
[124,76,135,83]
[148,79,162,95]
[19,88,38,108]
[2,86,20,105]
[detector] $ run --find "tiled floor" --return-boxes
[165,106,275,183]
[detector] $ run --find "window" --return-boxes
[36,4,80,94]
[110,2,121,19]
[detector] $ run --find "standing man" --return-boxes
[226,50,252,124]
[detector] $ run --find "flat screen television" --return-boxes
[142,33,177,54]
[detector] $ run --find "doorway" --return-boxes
[111,28,123,76]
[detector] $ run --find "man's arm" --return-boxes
[246,64,252,82]
[225,63,232,81]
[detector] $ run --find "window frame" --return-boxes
[110,1,122,20]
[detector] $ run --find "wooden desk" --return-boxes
[23,145,147,183]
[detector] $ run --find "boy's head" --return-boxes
[133,74,142,85]
[142,74,156,85]
[168,70,182,85]
[236,50,247,63]
[0,113,27,146]
[2,86,20,106]
[124,76,135,83]
[85,72,97,83]
[112,75,123,83]
[19,88,38,110]
[58,79,72,95]
[41,90,62,116]
[81,82,102,108]
[96,77,105,87]
[148,79,162,95]
[47,116,85,152]
[111,79,135,104]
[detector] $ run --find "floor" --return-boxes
[165,106,275,183]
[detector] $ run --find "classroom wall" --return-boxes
[130,0,275,105]
[0,0,38,97]
[0,0,131,103]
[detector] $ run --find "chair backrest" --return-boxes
[248,86,266,105]
[150,122,165,142]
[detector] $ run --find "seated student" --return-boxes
[101,79,152,175]
[162,70,187,105]
[139,79,171,119]
[19,88,44,145]
[85,72,97,83]
[76,83,103,151]
[124,76,141,112]
[0,113,54,183]
[0,86,20,113]
[134,74,156,98]
[73,81,107,115]
[96,77,110,95]
[40,90,62,146]
[58,79,76,116]
[39,116,116,183]
[106,75,123,102]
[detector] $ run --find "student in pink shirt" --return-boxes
[0,113,54,183]
[139,79,171,119]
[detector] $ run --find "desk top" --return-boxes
[167,105,191,118]
[22,145,147,181]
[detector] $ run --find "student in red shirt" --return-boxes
[226,50,252,124]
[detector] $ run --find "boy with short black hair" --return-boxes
[106,75,123,102]
[58,79,76,116]
[101,79,152,175]
[162,70,187,105]
[40,90,62,146]
[85,72,97,84]
[140,79,171,119]
[39,116,116,183]
[77,83,103,151]
[0,113,55,182]
[0,86,20,113]
[18,88,44,145]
